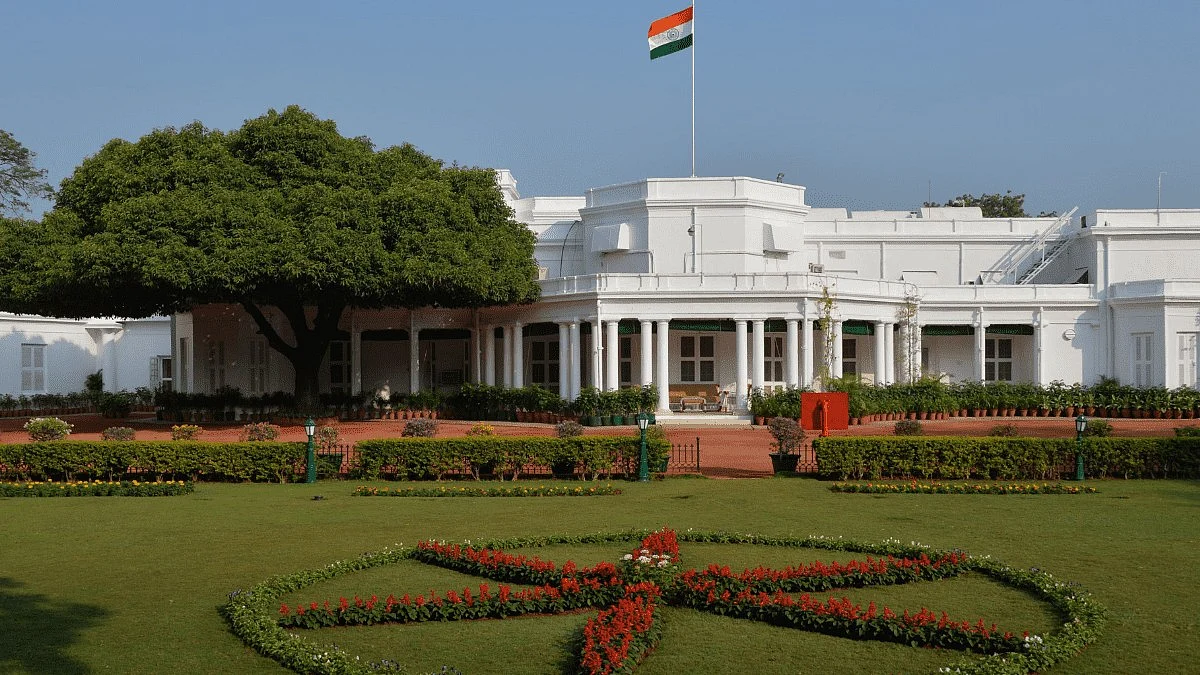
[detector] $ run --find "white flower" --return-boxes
[622,553,633,561]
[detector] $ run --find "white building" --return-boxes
[1,314,172,395]
[172,172,1200,414]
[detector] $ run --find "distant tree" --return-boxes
[0,129,53,215]
[925,190,1027,218]
[0,106,540,408]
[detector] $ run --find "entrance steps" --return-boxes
[655,413,753,426]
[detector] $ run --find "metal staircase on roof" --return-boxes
[1009,207,1079,284]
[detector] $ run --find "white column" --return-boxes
[785,319,800,388]
[832,320,844,379]
[735,320,749,409]
[1034,309,1044,386]
[471,313,482,384]
[605,320,620,391]
[351,327,362,395]
[98,329,118,391]
[558,322,570,396]
[409,325,421,393]
[915,324,925,379]
[484,326,496,386]
[655,320,670,412]
[511,321,524,388]
[751,319,766,394]
[590,320,604,390]
[802,315,814,387]
[569,321,582,399]
[873,321,886,386]
[639,320,653,386]
[975,320,988,382]
[884,322,896,385]
[501,325,513,388]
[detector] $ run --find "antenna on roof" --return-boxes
[776,173,785,183]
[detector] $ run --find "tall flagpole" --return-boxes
[691,0,696,177]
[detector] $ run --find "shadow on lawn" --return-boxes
[0,577,110,674]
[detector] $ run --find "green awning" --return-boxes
[987,324,1035,336]
[922,325,973,336]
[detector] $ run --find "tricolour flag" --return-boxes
[648,7,693,60]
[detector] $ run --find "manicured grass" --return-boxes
[1,477,1197,673]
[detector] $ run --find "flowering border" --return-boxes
[351,483,622,498]
[0,480,193,497]
[830,481,1098,495]
[222,530,1105,674]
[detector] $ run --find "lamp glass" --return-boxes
[637,413,649,431]
[304,417,316,437]
[1075,415,1087,433]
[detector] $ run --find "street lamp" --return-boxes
[304,417,317,484]
[636,412,650,483]
[1074,414,1087,481]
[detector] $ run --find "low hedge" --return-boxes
[355,436,669,481]
[813,436,1200,480]
[0,441,305,483]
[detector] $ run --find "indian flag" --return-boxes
[648,7,693,60]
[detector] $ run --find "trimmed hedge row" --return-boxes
[356,436,670,481]
[812,436,1200,480]
[0,441,305,483]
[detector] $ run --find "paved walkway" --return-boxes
[2,413,1194,479]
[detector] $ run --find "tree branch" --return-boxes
[239,301,299,362]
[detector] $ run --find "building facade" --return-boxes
[1,314,172,395]
[173,172,1200,414]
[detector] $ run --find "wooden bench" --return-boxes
[668,384,722,412]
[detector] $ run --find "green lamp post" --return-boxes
[1074,414,1087,481]
[304,417,317,484]
[636,412,650,483]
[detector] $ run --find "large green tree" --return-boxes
[0,106,540,406]
[0,129,53,215]
[925,191,1030,218]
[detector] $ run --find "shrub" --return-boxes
[101,426,136,441]
[24,417,73,442]
[466,422,495,437]
[893,420,923,436]
[1083,419,1113,438]
[555,421,584,438]
[989,423,1020,437]
[171,424,202,441]
[317,426,340,452]
[1174,426,1200,438]
[767,417,805,454]
[97,391,134,418]
[240,422,281,442]
[402,418,438,438]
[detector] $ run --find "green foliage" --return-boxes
[766,417,805,454]
[988,423,1019,437]
[1174,426,1200,437]
[402,418,439,438]
[355,436,670,482]
[100,426,136,441]
[813,436,1200,481]
[0,480,193,497]
[1083,419,1113,438]
[351,483,622,497]
[0,441,307,482]
[170,424,201,441]
[23,417,72,441]
[96,391,134,418]
[555,420,584,438]
[925,190,1028,218]
[893,419,923,436]
[317,425,340,452]
[0,129,53,215]
[239,422,281,442]
[3,107,539,407]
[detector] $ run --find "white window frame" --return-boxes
[206,340,226,391]
[842,337,858,377]
[765,335,785,385]
[619,336,633,386]
[984,337,1013,382]
[247,339,269,394]
[151,355,173,392]
[529,338,560,392]
[679,334,716,383]
[1133,333,1153,387]
[1178,333,1197,388]
[21,343,46,393]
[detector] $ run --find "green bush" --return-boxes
[1083,419,1113,438]
[239,422,281,442]
[171,424,201,441]
[813,436,1200,481]
[893,420,923,436]
[402,418,438,437]
[989,424,1020,437]
[24,417,73,442]
[0,441,307,483]
[101,426,136,441]
[355,435,669,482]
[1174,426,1200,438]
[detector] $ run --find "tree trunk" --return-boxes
[240,297,347,414]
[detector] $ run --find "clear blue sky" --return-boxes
[4,0,1198,217]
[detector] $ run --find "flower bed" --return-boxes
[830,481,1098,495]
[223,529,1105,674]
[0,480,194,497]
[351,483,622,498]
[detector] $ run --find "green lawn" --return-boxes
[1,477,1197,674]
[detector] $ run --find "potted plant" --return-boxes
[767,416,805,474]
[575,387,601,426]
